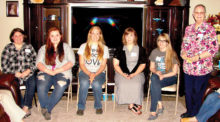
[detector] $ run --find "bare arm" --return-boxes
[113,58,129,78]
[37,62,55,76]
[150,61,178,80]
[129,64,146,78]
[79,55,91,76]
[54,62,74,74]
[150,61,162,76]
[189,52,212,62]
[20,69,31,78]
[162,64,178,78]
[94,58,107,77]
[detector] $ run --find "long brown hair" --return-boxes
[84,26,105,61]
[45,27,64,65]
[122,27,138,45]
[157,33,179,72]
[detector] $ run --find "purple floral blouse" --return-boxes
[181,22,219,76]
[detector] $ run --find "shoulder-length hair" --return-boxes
[9,28,27,43]
[45,27,64,65]
[156,33,180,72]
[122,27,138,45]
[84,26,105,61]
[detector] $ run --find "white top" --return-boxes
[77,43,109,72]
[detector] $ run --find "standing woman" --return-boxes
[113,27,146,115]
[148,33,179,120]
[1,28,36,117]
[36,27,75,120]
[180,4,218,118]
[77,26,109,115]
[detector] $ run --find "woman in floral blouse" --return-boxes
[1,28,37,118]
[180,4,219,118]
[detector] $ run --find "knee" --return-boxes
[151,74,159,81]
[92,81,102,90]
[57,80,68,88]
[79,79,89,89]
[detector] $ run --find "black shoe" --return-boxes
[96,108,103,114]
[76,109,84,116]
[180,112,192,118]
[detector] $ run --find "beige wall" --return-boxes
[0,0,24,68]
[189,0,220,24]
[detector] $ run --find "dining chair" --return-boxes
[146,68,180,115]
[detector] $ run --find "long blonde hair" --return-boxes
[157,33,179,72]
[84,26,105,61]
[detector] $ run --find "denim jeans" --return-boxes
[77,71,105,110]
[196,92,220,122]
[150,73,177,112]
[37,73,70,113]
[16,74,36,108]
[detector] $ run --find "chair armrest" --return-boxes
[202,77,220,102]
[0,74,20,105]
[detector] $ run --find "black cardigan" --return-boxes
[113,46,147,74]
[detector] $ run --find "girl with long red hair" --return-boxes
[36,27,75,120]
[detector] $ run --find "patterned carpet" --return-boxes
[24,96,186,122]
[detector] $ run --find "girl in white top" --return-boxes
[77,26,109,115]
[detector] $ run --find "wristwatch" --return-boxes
[199,55,201,60]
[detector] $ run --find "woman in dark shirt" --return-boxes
[113,27,147,115]
[1,28,36,118]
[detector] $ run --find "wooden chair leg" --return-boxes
[113,85,116,112]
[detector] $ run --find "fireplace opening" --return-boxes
[69,3,146,49]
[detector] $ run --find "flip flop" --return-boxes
[134,104,142,110]
[128,106,142,115]
[23,112,31,119]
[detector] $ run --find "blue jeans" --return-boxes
[196,92,220,122]
[16,75,36,108]
[150,74,177,112]
[184,73,209,116]
[23,75,36,108]
[77,71,105,110]
[37,73,70,113]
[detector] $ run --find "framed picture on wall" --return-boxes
[6,1,19,17]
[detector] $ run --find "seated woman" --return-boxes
[148,33,179,120]
[113,27,147,115]
[0,90,26,122]
[1,28,36,117]
[36,27,75,120]
[76,26,109,116]
[181,88,220,122]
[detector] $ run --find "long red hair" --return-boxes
[45,27,64,65]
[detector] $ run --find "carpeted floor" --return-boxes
[24,95,186,122]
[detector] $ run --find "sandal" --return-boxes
[134,104,142,110]
[23,112,31,119]
[128,106,142,115]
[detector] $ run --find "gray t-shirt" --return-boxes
[149,48,178,74]
[36,43,75,80]
[77,43,109,72]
